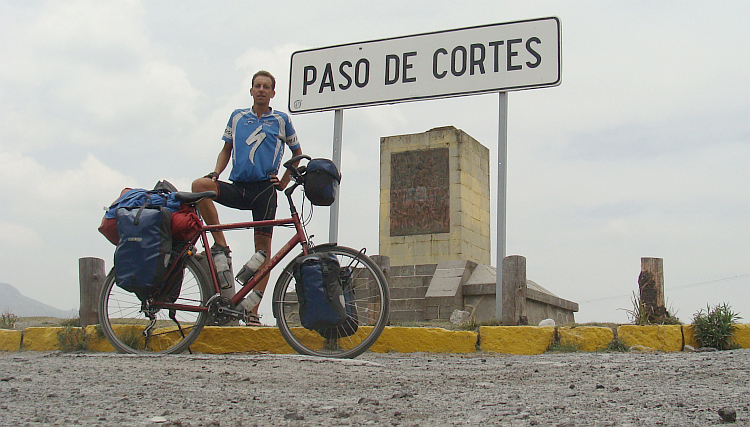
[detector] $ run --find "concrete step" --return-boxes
[389,275,432,288]
[390,298,426,311]
[388,309,426,323]
[389,286,428,299]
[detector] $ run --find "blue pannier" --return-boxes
[114,205,172,301]
[294,253,347,330]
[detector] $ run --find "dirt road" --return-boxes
[1,349,749,426]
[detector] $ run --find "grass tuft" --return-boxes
[57,326,90,352]
[1,310,18,329]
[691,303,741,350]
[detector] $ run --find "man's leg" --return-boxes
[191,177,228,247]
[250,232,273,303]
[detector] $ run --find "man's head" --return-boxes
[252,70,276,90]
[250,70,276,108]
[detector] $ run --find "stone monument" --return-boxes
[379,126,490,265]
[378,126,578,324]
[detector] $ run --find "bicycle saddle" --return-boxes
[173,191,217,204]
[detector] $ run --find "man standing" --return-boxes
[192,70,303,325]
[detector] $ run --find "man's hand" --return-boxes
[269,173,285,190]
[205,172,219,181]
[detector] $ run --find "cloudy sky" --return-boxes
[1,1,748,325]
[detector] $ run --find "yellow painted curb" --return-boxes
[682,325,699,348]
[190,326,296,354]
[732,324,750,349]
[85,325,115,352]
[479,326,555,355]
[22,327,62,351]
[8,324,750,354]
[558,326,614,352]
[0,329,22,351]
[618,325,683,352]
[684,323,750,349]
[369,327,477,353]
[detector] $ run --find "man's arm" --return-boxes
[209,142,233,180]
[272,146,303,190]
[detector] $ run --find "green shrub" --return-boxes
[57,326,90,352]
[602,337,630,352]
[546,340,581,353]
[0,310,18,329]
[691,303,741,350]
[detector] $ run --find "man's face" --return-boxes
[250,75,275,106]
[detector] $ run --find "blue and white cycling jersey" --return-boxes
[222,107,300,183]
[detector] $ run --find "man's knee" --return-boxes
[192,177,216,192]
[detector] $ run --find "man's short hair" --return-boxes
[252,70,276,90]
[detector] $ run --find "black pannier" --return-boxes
[304,159,341,206]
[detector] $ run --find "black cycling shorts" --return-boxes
[214,180,277,236]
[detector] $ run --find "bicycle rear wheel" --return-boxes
[272,245,390,358]
[98,256,212,354]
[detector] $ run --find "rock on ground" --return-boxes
[1,349,750,426]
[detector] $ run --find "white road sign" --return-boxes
[288,17,561,113]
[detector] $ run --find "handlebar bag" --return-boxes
[304,159,341,206]
[293,253,347,330]
[114,205,172,301]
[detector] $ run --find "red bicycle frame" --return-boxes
[156,199,310,313]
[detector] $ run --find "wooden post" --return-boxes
[501,255,527,325]
[638,257,667,323]
[371,255,391,284]
[79,257,106,327]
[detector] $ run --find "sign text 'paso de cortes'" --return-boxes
[288,17,561,113]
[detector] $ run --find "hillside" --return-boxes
[0,282,77,318]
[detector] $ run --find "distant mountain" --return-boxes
[0,282,77,318]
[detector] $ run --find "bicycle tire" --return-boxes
[272,245,390,358]
[98,256,212,354]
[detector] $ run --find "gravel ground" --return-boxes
[1,349,749,426]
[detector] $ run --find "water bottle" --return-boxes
[213,252,233,291]
[239,290,263,312]
[235,250,267,284]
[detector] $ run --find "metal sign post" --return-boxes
[288,17,561,320]
[329,109,344,244]
[496,92,508,320]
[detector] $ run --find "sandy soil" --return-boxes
[1,349,749,426]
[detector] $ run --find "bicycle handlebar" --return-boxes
[283,154,312,184]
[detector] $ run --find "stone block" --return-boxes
[480,326,555,355]
[22,327,62,351]
[617,325,683,352]
[558,326,614,352]
[190,326,296,354]
[388,310,426,323]
[0,329,22,351]
[390,265,415,277]
[731,324,750,349]
[682,325,699,348]
[390,275,430,288]
[389,286,428,299]
[85,325,115,352]
[390,298,427,310]
[415,264,438,276]
[369,327,477,353]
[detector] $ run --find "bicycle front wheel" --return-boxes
[98,256,212,354]
[272,245,390,358]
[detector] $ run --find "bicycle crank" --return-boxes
[206,295,245,325]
